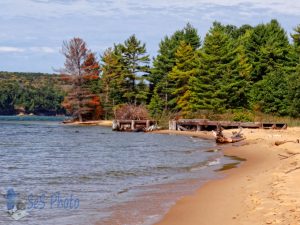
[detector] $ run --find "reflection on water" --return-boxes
[0,117,237,225]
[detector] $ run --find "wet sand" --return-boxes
[155,128,300,225]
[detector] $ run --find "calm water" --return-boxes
[0,116,236,225]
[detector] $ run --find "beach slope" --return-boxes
[156,128,300,225]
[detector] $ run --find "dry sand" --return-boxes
[154,128,300,225]
[65,120,112,127]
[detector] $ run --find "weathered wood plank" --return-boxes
[112,120,156,132]
[170,119,287,131]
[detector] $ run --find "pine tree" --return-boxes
[222,32,252,109]
[148,89,165,117]
[189,23,230,112]
[291,25,300,48]
[245,19,290,82]
[167,41,198,115]
[250,69,289,116]
[149,23,201,113]
[119,35,150,104]
[286,64,300,117]
[100,47,125,118]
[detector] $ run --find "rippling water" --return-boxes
[0,116,236,225]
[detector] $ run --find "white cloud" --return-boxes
[0,46,24,53]
[28,47,58,54]
[0,0,300,19]
[0,46,58,54]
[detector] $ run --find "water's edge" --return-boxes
[0,117,241,225]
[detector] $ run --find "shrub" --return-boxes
[114,104,150,120]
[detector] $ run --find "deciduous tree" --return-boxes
[61,38,102,121]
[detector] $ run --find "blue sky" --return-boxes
[1,0,300,73]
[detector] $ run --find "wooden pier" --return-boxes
[112,120,156,132]
[169,119,287,131]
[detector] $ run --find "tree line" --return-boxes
[1,19,300,120]
[147,20,300,118]
[63,19,300,121]
[0,72,65,115]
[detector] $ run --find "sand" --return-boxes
[64,120,113,127]
[63,122,300,224]
[154,127,300,225]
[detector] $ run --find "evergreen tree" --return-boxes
[189,23,231,112]
[167,41,198,115]
[291,25,300,48]
[119,35,150,104]
[288,25,300,69]
[100,47,126,118]
[245,19,290,82]
[250,69,289,116]
[149,23,201,113]
[223,32,252,109]
[148,89,165,117]
[287,65,300,117]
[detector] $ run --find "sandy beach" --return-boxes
[64,120,113,127]
[155,128,300,225]
[64,122,300,224]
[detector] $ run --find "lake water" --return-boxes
[0,116,238,225]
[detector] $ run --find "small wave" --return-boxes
[207,158,221,166]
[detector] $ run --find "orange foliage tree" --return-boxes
[61,38,102,121]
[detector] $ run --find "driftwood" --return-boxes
[285,166,300,174]
[145,124,159,132]
[275,139,299,146]
[212,126,246,144]
[177,125,188,131]
[279,153,300,160]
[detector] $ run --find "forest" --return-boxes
[1,19,300,121]
[0,72,65,115]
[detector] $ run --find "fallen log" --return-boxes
[275,139,300,146]
[212,126,246,144]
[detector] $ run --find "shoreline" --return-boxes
[155,128,300,225]
[63,120,113,127]
[58,120,300,224]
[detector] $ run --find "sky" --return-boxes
[1,0,300,73]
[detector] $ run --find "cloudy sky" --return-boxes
[1,0,300,73]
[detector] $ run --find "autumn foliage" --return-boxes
[61,38,103,121]
[114,104,150,120]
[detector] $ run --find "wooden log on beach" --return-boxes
[212,126,246,144]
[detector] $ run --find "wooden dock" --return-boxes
[169,119,287,131]
[112,120,156,132]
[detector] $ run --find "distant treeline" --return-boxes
[1,19,300,119]
[0,72,65,115]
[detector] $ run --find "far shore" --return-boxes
[154,127,300,225]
